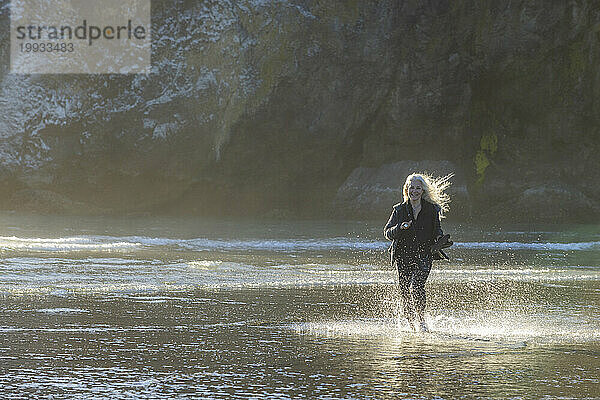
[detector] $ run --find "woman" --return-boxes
[384,173,451,332]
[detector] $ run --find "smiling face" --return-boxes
[408,178,424,202]
[402,174,430,204]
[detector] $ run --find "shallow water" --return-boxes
[0,214,599,398]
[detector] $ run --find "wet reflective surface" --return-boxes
[0,214,598,398]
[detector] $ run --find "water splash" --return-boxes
[295,311,600,344]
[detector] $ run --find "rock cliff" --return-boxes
[0,0,598,222]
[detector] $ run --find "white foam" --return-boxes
[1,235,598,253]
[187,260,253,270]
[0,236,140,252]
[175,237,384,251]
[36,308,88,314]
[455,241,600,251]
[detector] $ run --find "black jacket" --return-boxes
[383,200,443,264]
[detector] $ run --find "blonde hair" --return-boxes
[402,172,453,218]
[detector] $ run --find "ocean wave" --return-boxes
[134,236,384,251]
[0,235,385,252]
[454,241,600,251]
[0,236,141,252]
[0,235,598,253]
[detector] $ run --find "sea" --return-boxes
[0,213,598,399]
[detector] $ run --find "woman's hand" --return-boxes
[400,220,412,230]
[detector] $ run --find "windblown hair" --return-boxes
[402,172,453,218]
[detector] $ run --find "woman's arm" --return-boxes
[384,208,411,240]
[384,209,400,240]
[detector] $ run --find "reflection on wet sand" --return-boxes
[0,216,598,398]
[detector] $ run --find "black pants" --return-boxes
[394,250,432,322]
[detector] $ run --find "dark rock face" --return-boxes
[0,0,598,221]
[334,161,470,220]
[10,189,106,215]
[512,184,600,221]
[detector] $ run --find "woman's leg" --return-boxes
[396,260,416,328]
[411,253,432,330]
